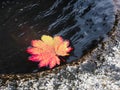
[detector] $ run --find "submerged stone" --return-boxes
[0,0,116,73]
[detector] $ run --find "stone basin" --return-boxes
[0,0,119,75]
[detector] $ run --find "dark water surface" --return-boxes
[0,0,116,74]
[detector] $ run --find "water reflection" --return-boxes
[0,0,116,73]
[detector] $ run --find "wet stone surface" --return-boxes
[0,0,120,89]
[0,0,117,74]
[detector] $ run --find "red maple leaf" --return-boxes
[27,35,72,68]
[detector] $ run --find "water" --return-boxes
[0,0,116,74]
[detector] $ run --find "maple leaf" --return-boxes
[27,35,72,68]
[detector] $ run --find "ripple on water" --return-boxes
[0,0,116,73]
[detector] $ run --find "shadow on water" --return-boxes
[0,0,116,74]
